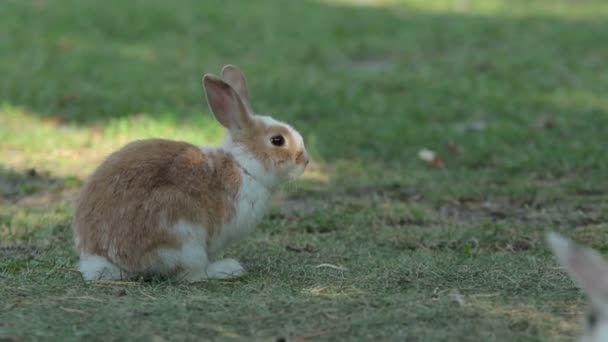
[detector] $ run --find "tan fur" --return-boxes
[74,65,308,280]
[233,120,308,174]
[205,65,308,174]
[73,139,241,272]
[222,65,250,105]
[218,65,308,170]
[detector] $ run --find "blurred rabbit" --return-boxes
[547,232,608,342]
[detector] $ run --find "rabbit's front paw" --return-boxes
[206,258,245,279]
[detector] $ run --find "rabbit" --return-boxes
[546,232,608,342]
[72,65,310,282]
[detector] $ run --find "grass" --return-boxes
[1,0,608,340]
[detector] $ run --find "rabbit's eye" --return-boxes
[271,135,285,146]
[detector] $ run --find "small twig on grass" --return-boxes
[59,296,104,302]
[59,306,88,314]
[291,329,334,342]
[138,290,157,300]
[314,264,347,271]
[54,267,82,275]
[469,292,500,299]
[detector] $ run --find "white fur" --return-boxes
[78,254,127,281]
[161,144,272,281]
[157,221,208,277]
[225,137,277,189]
[207,147,271,259]
[162,220,246,281]
[206,258,244,279]
[179,122,300,278]
[582,325,608,342]
[199,146,215,170]
[206,115,305,260]
[257,115,281,127]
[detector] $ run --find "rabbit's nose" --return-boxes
[303,152,310,166]
[296,150,310,166]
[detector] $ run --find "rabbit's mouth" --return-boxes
[286,163,307,181]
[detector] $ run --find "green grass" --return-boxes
[2,0,608,340]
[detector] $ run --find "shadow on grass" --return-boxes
[0,167,76,269]
[0,166,80,207]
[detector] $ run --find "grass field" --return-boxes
[2,0,608,340]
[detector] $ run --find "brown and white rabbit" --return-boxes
[72,65,309,282]
[547,232,608,342]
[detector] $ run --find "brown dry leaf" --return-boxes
[41,116,66,126]
[57,93,80,107]
[535,115,555,129]
[445,142,464,156]
[418,148,444,168]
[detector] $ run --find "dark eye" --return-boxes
[270,135,285,146]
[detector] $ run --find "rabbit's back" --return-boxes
[73,139,241,272]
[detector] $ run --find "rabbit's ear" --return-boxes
[547,232,608,302]
[203,74,252,131]
[221,65,250,107]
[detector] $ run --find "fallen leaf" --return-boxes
[418,148,444,168]
[535,115,555,129]
[57,93,80,107]
[41,116,67,126]
[445,143,464,156]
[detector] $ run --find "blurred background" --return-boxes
[2,0,607,193]
[2,0,608,340]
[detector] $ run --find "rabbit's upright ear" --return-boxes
[547,232,608,301]
[222,65,250,108]
[203,74,252,131]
